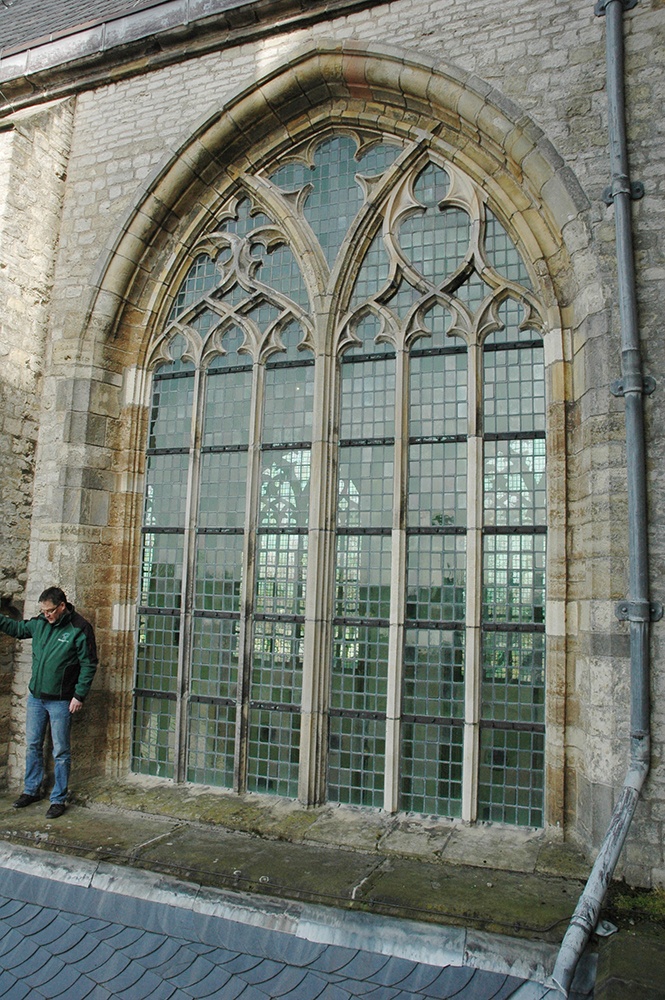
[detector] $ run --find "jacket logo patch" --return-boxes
[57,634,71,643]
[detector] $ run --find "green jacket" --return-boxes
[0,603,98,701]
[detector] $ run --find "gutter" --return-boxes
[550,1,662,994]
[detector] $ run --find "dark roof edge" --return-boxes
[0,0,379,118]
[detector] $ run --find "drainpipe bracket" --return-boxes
[615,600,664,622]
[595,0,638,15]
[610,374,656,396]
[602,180,645,204]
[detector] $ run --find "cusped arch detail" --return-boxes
[83,40,588,359]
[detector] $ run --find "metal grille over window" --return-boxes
[133,132,547,827]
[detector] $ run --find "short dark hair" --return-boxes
[39,587,67,607]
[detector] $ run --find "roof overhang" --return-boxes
[0,0,383,118]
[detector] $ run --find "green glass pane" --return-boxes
[331,624,389,714]
[340,357,395,440]
[483,342,545,436]
[203,368,252,448]
[485,209,532,288]
[259,450,311,528]
[327,716,385,808]
[403,628,465,718]
[247,709,300,797]
[251,619,304,705]
[478,728,544,827]
[254,244,309,309]
[132,695,176,778]
[140,534,183,609]
[186,701,235,787]
[337,445,393,529]
[456,270,490,311]
[409,351,467,437]
[207,327,247,371]
[144,453,189,528]
[255,533,308,616]
[400,723,463,817]
[335,534,391,620]
[199,451,247,529]
[263,366,314,445]
[406,535,466,623]
[190,617,239,700]
[194,534,243,613]
[481,631,545,724]
[135,614,179,692]
[148,371,194,450]
[484,438,546,528]
[168,254,219,321]
[350,231,391,309]
[408,441,467,528]
[482,534,546,625]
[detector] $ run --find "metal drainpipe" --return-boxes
[549,0,662,994]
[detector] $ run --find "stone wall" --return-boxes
[0,99,74,787]
[1,0,664,884]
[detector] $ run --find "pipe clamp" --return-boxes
[615,600,664,622]
[595,0,638,14]
[610,374,656,396]
[602,180,645,204]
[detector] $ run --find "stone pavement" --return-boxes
[0,779,663,997]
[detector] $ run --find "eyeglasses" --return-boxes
[40,603,63,616]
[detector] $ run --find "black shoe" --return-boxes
[13,793,41,809]
[45,803,66,819]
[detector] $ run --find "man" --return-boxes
[0,587,98,818]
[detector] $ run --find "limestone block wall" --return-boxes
[3,0,664,883]
[0,99,74,787]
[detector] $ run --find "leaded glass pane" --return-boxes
[484,438,546,528]
[331,624,389,714]
[148,372,194,450]
[485,209,532,288]
[144,453,189,527]
[140,533,183,608]
[186,702,235,787]
[402,628,465,718]
[254,243,309,309]
[251,620,304,706]
[400,724,463,817]
[255,533,308,616]
[478,728,544,826]
[483,343,545,435]
[350,232,391,308]
[135,613,179,691]
[337,446,393,529]
[132,695,175,778]
[203,369,252,448]
[482,534,545,625]
[406,535,466,623]
[408,442,467,529]
[263,367,313,445]
[168,254,219,320]
[247,709,300,797]
[335,534,392,620]
[190,617,239,700]
[340,357,395,440]
[259,450,310,527]
[194,534,243,613]
[198,451,248,530]
[481,632,545,724]
[327,716,385,808]
[409,351,467,437]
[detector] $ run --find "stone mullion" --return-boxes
[462,342,482,823]
[174,365,204,784]
[384,346,409,814]
[298,348,338,805]
[233,358,265,792]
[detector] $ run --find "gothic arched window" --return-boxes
[132,132,547,827]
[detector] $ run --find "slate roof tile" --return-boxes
[87,951,136,985]
[486,977,525,999]
[261,965,309,997]
[333,951,391,981]
[163,953,217,986]
[394,963,446,994]
[71,941,117,974]
[309,947,362,974]
[7,942,49,977]
[367,956,419,987]
[182,967,244,999]
[223,952,266,974]
[236,957,288,985]
[47,923,89,956]
[3,901,42,928]
[56,929,102,964]
[24,954,67,989]
[121,929,170,960]
[49,975,98,1000]
[134,937,187,970]
[25,912,71,946]
[310,984,354,1000]
[426,966,477,998]
[37,962,85,998]
[0,974,33,1000]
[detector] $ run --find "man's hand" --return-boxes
[69,697,83,713]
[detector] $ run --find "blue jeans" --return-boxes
[24,694,72,805]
